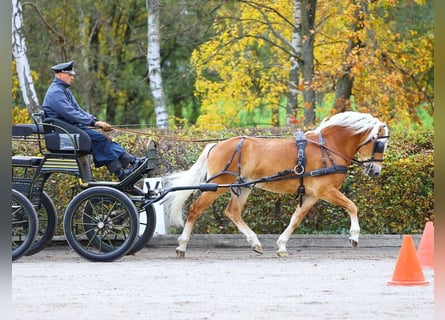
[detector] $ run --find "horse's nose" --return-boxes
[370,166,381,178]
[366,164,381,177]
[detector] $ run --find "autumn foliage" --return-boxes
[191,0,433,128]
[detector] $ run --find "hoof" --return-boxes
[349,238,358,248]
[176,249,186,258]
[276,251,289,257]
[253,245,264,254]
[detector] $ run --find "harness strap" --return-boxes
[294,130,307,175]
[206,137,246,196]
[318,132,328,168]
[295,130,307,207]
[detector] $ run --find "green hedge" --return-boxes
[12,126,433,235]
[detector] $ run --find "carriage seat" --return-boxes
[42,117,92,155]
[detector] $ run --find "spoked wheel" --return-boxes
[63,186,139,262]
[81,187,157,255]
[26,191,58,256]
[12,189,39,261]
[126,187,156,255]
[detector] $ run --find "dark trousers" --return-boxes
[83,128,133,173]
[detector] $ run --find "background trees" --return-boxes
[12,0,433,129]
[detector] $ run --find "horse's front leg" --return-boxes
[276,196,318,257]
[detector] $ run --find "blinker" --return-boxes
[373,140,385,154]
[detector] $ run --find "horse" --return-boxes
[163,111,390,258]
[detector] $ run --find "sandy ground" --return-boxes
[12,238,434,320]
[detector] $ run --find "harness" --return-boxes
[206,134,348,206]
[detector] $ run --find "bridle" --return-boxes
[352,124,390,175]
[306,124,390,171]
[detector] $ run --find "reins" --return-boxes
[108,126,224,143]
[107,126,374,168]
[304,137,368,168]
[102,122,388,173]
[107,126,291,143]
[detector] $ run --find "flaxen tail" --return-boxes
[162,143,216,227]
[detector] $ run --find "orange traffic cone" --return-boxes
[387,235,429,286]
[417,221,434,269]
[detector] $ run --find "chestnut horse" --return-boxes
[163,111,390,257]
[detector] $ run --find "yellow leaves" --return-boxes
[191,1,293,128]
[12,106,31,125]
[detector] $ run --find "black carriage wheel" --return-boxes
[63,186,139,262]
[12,189,39,261]
[26,191,58,256]
[84,187,157,255]
[126,187,156,255]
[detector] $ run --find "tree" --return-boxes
[191,1,300,128]
[12,0,40,115]
[147,0,168,128]
[332,0,369,112]
[301,0,317,125]
[287,0,302,124]
[314,0,433,125]
[190,0,319,128]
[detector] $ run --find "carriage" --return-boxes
[12,111,389,261]
[12,112,161,261]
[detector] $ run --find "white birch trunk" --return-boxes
[12,0,40,115]
[287,0,302,123]
[146,0,168,128]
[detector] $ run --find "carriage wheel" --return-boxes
[63,186,139,262]
[80,187,156,255]
[126,187,156,255]
[12,189,39,261]
[25,191,58,256]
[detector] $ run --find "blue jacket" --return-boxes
[42,78,126,168]
[42,78,97,127]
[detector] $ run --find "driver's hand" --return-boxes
[95,121,112,132]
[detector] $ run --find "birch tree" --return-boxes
[146,0,168,128]
[287,0,302,124]
[12,0,40,115]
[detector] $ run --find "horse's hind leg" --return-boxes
[176,190,225,258]
[224,188,263,253]
[320,189,360,247]
[276,196,318,257]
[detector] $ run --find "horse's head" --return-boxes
[315,112,390,177]
[356,123,390,177]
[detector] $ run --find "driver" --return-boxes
[42,60,145,181]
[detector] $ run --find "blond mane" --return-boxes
[313,111,387,140]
